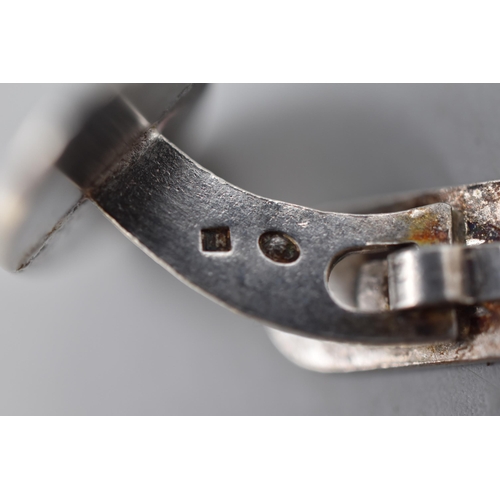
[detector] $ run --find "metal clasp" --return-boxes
[271,181,500,372]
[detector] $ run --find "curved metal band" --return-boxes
[89,129,457,345]
[0,84,198,271]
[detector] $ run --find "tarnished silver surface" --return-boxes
[7,84,500,369]
[88,128,457,345]
[268,320,500,372]
[269,181,500,371]
[0,83,197,271]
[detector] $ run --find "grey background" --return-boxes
[2,83,500,415]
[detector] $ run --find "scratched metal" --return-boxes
[269,181,500,371]
[8,84,500,367]
[89,128,456,345]
[0,83,197,271]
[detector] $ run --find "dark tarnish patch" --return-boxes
[466,221,500,242]
[470,303,500,335]
[201,227,232,252]
[259,231,300,264]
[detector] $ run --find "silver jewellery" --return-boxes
[3,84,500,372]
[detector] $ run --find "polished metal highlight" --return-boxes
[389,243,500,309]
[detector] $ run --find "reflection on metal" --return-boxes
[5,84,500,370]
[268,315,500,373]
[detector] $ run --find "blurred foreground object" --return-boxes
[3,84,500,372]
